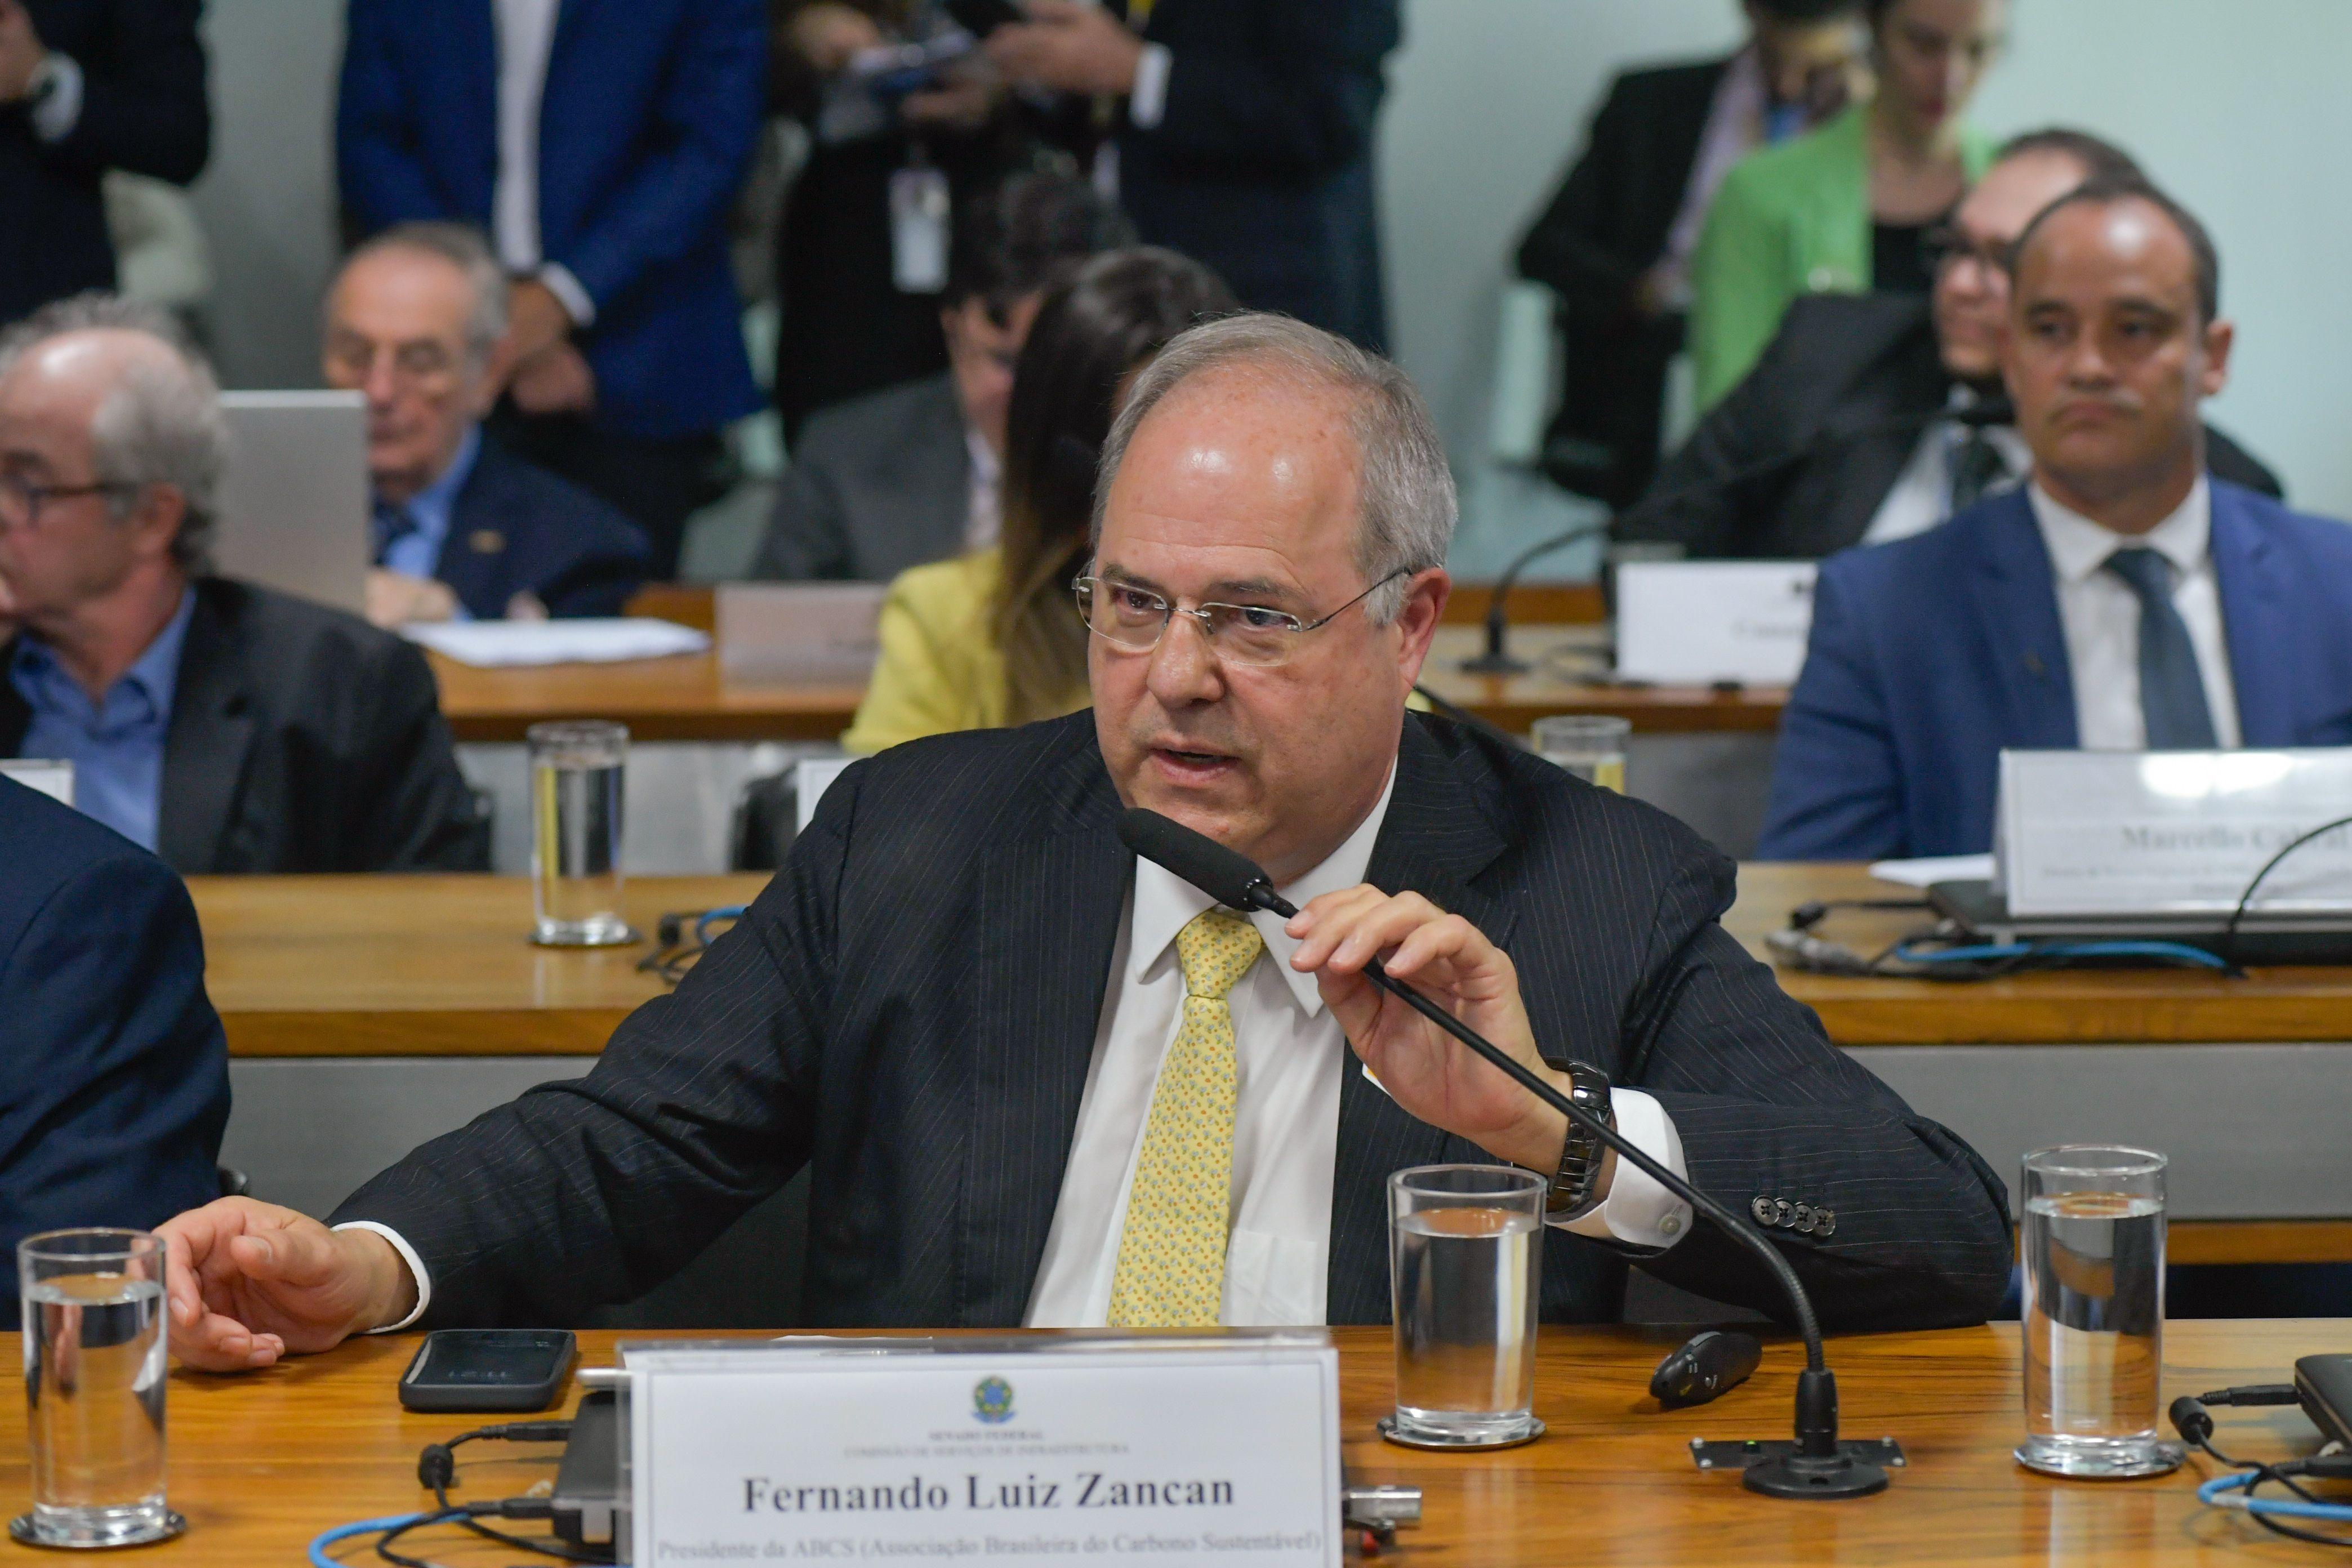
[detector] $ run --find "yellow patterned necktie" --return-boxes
[1105,907,1264,1328]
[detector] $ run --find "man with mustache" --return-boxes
[152,314,2009,1366]
[1763,175,2352,859]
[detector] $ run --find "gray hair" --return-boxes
[1092,313,1456,624]
[337,221,511,367]
[0,293,228,572]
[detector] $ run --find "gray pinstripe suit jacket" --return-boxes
[333,713,2012,1331]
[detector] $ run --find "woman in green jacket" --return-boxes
[1687,0,2006,411]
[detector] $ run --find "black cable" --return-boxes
[2222,812,2352,965]
[415,1421,602,1565]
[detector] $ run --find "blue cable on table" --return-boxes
[696,904,748,945]
[1890,938,2234,970]
[309,1512,430,1566]
[2199,1469,2352,1524]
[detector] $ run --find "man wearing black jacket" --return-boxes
[0,296,486,874]
[157,315,2007,1369]
[0,0,209,325]
[1515,1,1864,506]
[1628,130,2282,558]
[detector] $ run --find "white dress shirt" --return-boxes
[964,427,1003,551]
[1024,764,1691,1329]
[1861,396,2032,546]
[492,0,595,326]
[28,53,85,142]
[2028,476,2242,751]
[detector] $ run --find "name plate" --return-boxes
[1612,560,1815,685]
[717,583,888,685]
[623,1333,1341,1568]
[0,758,74,806]
[1997,749,2352,919]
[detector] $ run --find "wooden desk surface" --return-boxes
[2,1320,2341,1565]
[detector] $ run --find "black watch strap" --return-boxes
[1540,1060,1613,1220]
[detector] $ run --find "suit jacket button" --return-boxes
[1816,1209,1837,1238]
[1772,1198,1796,1228]
[1791,1203,1815,1234]
[1752,1195,1776,1225]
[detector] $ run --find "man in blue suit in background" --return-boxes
[1762,175,2352,860]
[336,0,765,577]
[0,773,229,1327]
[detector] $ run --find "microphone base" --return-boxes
[1458,652,1531,676]
[1718,1440,1897,1500]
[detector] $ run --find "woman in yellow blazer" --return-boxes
[1686,0,2004,411]
[845,249,1239,753]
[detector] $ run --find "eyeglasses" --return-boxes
[1924,225,2016,278]
[1072,568,1409,667]
[323,336,463,388]
[0,474,137,531]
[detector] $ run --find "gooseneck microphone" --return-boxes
[1116,806,1895,1500]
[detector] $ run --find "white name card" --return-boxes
[1997,749,2352,918]
[1612,560,1816,685]
[717,583,888,685]
[623,1334,1340,1568]
[795,756,857,833]
[0,758,74,806]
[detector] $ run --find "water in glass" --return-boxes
[1391,1205,1540,1443]
[23,1272,168,1547]
[2019,1191,2167,1475]
[532,755,628,945]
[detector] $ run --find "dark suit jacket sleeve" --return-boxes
[335,0,445,229]
[39,0,209,185]
[1755,562,1912,860]
[1139,0,1395,177]
[752,455,852,580]
[0,853,229,1326]
[328,760,858,1324]
[349,639,491,871]
[1624,304,1815,554]
[550,0,766,316]
[2207,426,2284,501]
[1618,849,2010,1329]
[1513,77,1642,314]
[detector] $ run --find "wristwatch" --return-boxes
[1539,1059,1614,1221]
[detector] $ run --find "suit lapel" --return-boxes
[157,585,259,875]
[1964,491,2078,748]
[436,444,510,617]
[2210,486,2295,745]
[1325,720,1518,1323]
[0,639,27,754]
[957,738,1130,1324]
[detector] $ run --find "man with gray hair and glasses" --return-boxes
[0,293,485,872]
[323,223,650,629]
[156,314,2008,1365]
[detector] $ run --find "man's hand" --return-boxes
[1286,887,1575,1177]
[158,1199,417,1372]
[509,340,596,415]
[505,278,577,369]
[787,2,883,76]
[0,0,48,103]
[983,0,1143,97]
[366,567,460,629]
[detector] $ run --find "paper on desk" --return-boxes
[1867,853,1994,888]
[402,618,711,667]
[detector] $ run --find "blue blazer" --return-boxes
[1761,482,2352,861]
[438,435,651,618]
[337,0,765,440]
[0,777,229,1326]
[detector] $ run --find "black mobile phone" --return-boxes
[399,1329,577,1413]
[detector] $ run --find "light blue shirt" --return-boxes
[375,425,482,585]
[10,587,198,853]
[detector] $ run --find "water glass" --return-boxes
[2016,1146,2182,1478]
[1382,1165,1545,1449]
[1531,715,1630,793]
[528,720,635,947]
[15,1230,182,1548]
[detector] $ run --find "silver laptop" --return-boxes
[210,390,369,615]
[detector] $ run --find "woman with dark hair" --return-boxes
[845,248,1237,751]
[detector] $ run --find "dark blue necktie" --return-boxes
[372,501,420,564]
[2102,547,2218,749]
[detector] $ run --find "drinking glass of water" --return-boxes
[1380,1164,1545,1449]
[14,1230,183,1549]
[1531,715,1629,793]
[2015,1146,2181,1478]
[528,720,636,947]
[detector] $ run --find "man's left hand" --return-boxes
[505,278,577,369]
[1285,887,1574,1176]
[983,0,1143,97]
[509,341,596,415]
[0,0,49,103]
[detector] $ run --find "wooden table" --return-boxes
[2,1321,2342,1565]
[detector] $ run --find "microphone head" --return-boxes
[1117,808,1276,911]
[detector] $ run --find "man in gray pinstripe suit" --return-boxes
[160,315,2011,1370]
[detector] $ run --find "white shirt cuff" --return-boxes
[332,1221,434,1332]
[1128,43,1173,130]
[536,262,596,328]
[1549,1088,1693,1251]
[29,52,84,144]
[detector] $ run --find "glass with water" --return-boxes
[528,720,635,947]
[1531,715,1629,793]
[2016,1146,2182,1478]
[15,1230,182,1548]
[1382,1164,1545,1449]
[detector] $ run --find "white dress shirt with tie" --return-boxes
[2028,475,2242,751]
[1861,394,2032,546]
[1024,763,1692,1329]
[491,0,596,326]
